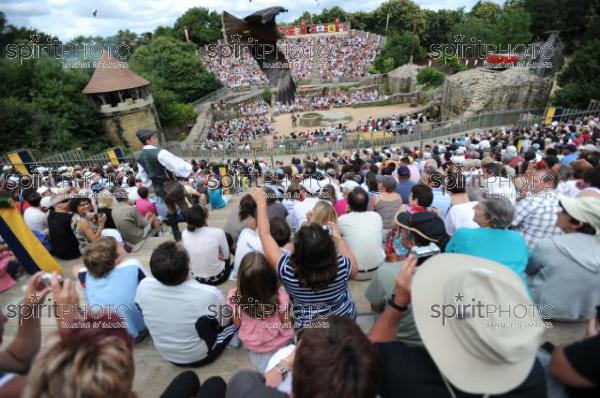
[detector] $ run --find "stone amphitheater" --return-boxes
[0,192,589,397]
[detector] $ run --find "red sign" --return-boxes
[300,19,307,34]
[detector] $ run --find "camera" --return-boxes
[40,272,63,287]
[411,243,441,260]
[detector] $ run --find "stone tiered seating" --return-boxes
[0,193,588,396]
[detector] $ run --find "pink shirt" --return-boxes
[335,198,348,216]
[135,198,157,218]
[227,287,294,353]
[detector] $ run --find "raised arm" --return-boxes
[328,222,358,279]
[251,188,284,270]
[0,273,50,373]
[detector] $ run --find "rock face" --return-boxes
[388,64,422,93]
[441,67,553,118]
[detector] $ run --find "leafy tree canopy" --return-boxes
[553,39,600,108]
[173,7,222,46]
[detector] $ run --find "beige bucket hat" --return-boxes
[412,253,544,395]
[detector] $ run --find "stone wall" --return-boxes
[388,64,421,93]
[102,106,158,151]
[440,67,553,119]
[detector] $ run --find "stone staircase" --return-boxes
[182,102,213,147]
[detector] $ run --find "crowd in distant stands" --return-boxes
[2,115,600,398]
[237,100,270,117]
[356,113,430,133]
[317,35,381,80]
[206,116,273,144]
[272,88,386,115]
[201,34,381,88]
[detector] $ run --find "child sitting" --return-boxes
[77,237,148,341]
[228,252,294,372]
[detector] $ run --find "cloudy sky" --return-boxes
[2,0,488,40]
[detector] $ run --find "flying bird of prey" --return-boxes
[92,9,98,17]
[222,7,296,104]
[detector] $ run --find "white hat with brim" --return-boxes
[412,253,543,395]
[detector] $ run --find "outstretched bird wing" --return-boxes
[222,8,295,104]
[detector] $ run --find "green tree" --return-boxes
[262,87,272,104]
[371,0,423,34]
[492,6,532,47]
[173,7,222,46]
[348,11,377,31]
[374,32,426,72]
[449,17,495,58]
[0,56,107,156]
[129,36,221,103]
[553,39,600,108]
[421,8,464,50]
[153,25,176,39]
[417,67,445,88]
[129,36,221,126]
[469,1,502,24]
[318,6,348,23]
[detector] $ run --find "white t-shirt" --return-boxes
[290,197,320,232]
[182,227,230,278]
[445,201,479,236]
[23,207,48,235]
[232,228,263,280]
[135,278,225,364]
[337,211,385,271]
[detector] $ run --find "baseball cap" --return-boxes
[412,253,544,395]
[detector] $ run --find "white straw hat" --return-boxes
[412,253,544,395]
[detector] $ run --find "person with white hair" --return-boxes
[446,198,529,285]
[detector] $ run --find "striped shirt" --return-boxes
[277,253,356,328]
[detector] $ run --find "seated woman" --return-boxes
[446,197,529,285]
[48,194,80,260]
[307,200,338,227]
[77,237,147,341]
[69,197,106,254]
[182,205,232,285]
[207,183,231,210]
[251,188,358,328]
[371,175,403,230]
[527,196,600,321]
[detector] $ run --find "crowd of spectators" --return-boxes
[1,115,600,397]
[206,116,273,146]
[272,88,385,115]
[201,34,381,88]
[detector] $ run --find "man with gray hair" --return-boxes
[446,197,529,285]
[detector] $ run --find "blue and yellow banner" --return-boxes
[7,149,35,176]
[106,147,126,167]
[0,199,63,274]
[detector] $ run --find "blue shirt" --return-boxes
[561,152,578,165]
[395,181,415,204]
[446,227,529,285]
[430,188,452,219]
[208,188,226,209]
[78,259,147,339]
